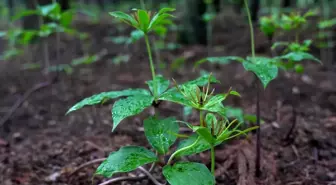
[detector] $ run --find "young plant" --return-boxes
[66,7,257,185]
[196,2,322,177]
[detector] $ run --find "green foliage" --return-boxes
[65,5,259,184]
[195,56,244,67]
[146,75,170,98]
[144,116,179,154]
[109,8,175,35]
[96,146,157,178]
[243,57,279,88]
[163,162,215,185]
[66,89,150,114]
[112,94,154,131]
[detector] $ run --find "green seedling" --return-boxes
[66,7,257,185]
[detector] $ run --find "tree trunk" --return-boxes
[178,0,220,45]
[97,0,105,10]
[282,0,291,7]
[250,0,260,22]
[6,0,14,18]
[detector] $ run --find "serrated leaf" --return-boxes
[243,57,278,88]
[279,52,321,63]
[144,116,178,154]
[96,146,157,178]
[66,89,150,114]
[112,95,154,131]
[146,75,170,97]
[195,56,244,68]
[163,162,215,185]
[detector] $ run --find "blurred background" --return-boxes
[0,0,336,185]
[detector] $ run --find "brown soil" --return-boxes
[1,14,336,185]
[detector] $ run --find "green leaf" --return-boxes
[146,75,170,97]
[144,116,179,154]
[195,56,244,68]
[12,10,39,21]
[225,107,244,123]
[127,30,145,44]
[279,52,321,63]
[66,89,150,114]
[109,11,138,28]
[176,135,212,157]
[96,146,157,178]
[163,162,215,185]
[205,113,217,131]
[0,31,6,37]
[271,41,289,50]
[71,55,100,66]
[192,126,215,144]
[112,94,154,131]
[137,10,150,32]
[159,85,196,108]
[243,57,278,88]
[38,3,61,17]
[149,9,174,30]
[183,106,193,120]
[60,10,74,27]
[318,18,336,29]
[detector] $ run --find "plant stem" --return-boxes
[144,34,157,97]
[167,137,201,165]
[255,80,261,177]
[244,0,255,59]
[210,145,215,175]
[244,0,261,177]
[199,110,204,127]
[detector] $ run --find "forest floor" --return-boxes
[1,14,336,185]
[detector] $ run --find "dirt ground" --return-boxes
[1,14,336,185]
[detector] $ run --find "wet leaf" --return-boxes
[146,75,170,97]
[175,135,213,157]
[112,94,154,131]
[66,89,150,114]
[163,162,215,185]
[144,116,178,154]
[96,146,157,178]
[243,57,278,88]
[278,52,321,63]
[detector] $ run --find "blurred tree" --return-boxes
[6,0,14,18]
[282,0,291,7]
[178,0,220,45]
